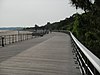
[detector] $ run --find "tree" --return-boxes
[70,0,94,12]
[95,0,100,7]
[34,24,39,31]
[45,22,51,30]
[70,0,100,58]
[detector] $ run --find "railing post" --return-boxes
[4,36,6,45]
[86,60,89,75]
[17,34,19,42]
[31,34,32,38]
[22,34,24,41]
[21,34,22,41]
[23,34,24,40]
[9,35,10,44]
[12,35,14,43]
[13,35,15,43]
[27,34,28,40]
[1,36,4,47]
[15,35,16,42]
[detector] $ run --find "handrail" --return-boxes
[70,32,100,74]
[55,30,100,75]
[0,33,33,47]
[0,31,48,47]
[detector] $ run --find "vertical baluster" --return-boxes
[24,34,25,40]
[18,34,19,42]
[26,34,28,40]
[0,37,1,46]
[13,35,15,43]
[20,34,22,41]
[23,34,24,41]
[7,35,8,44]
[15,34,17,42]
[12,35,14,43]
[22,34,23,41]
[4,36,6,45]
[1,36,4,47]
[86,59,89,75]
[19,34,20,41]
[9,35,10,44]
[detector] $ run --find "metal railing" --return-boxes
[69,32,100,75]
[0,33,33,47]
[0,30,49,47]
[55,30,100,75]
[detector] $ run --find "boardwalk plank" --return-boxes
[0,32,81,75]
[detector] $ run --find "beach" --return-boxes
[0,30,32,36]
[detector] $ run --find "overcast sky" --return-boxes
[0,0,84,27]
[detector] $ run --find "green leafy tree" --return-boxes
[35,24,39,31]
[70,0,100,58]
[70,0,94,12]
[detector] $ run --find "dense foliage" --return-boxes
[70,0,100,58]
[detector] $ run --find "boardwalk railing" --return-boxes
[0,31,48,47]
[55,30,100,75]
[0,33,33,47]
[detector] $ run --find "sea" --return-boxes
[0,27,23,31]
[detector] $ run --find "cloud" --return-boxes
[0,0,83,27]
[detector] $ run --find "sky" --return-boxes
[0,0,84,27]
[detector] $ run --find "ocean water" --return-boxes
[0,27,17,30]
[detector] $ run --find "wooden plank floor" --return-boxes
[0,32,81,75]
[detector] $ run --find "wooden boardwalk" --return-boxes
[0,32,81,75]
